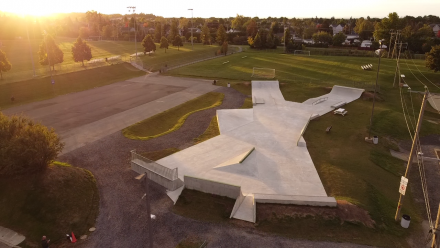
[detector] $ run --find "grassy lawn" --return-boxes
[1,37,224,84]
[0,63,145,110]
[193,116,220,144]
[166,49,440,246]
[123,92,224,140]
[0,162,99,247]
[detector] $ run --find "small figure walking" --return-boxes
[41,236,50,248]
[10,95,14,102]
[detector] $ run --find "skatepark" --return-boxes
[132,80,365,223]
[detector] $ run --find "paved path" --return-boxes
[3,74,217,155]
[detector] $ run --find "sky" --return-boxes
[1,0,439,19]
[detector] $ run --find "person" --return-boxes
[41,236,50,248]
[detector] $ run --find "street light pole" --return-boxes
[127,6,137,58]
[188,9,193,50]
[366,40,384,140]
[26,20,36,77]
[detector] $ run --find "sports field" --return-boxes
[166,49,440,246]
[0,38,220,84]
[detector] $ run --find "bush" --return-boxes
[232,36,248,45]
[0,113,64,176]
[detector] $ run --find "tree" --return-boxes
[284,27,291,45]
[221,41,228,55]
[247,36,254,48]
[71,37,92,66]
[168,19,179,43]
[160,36,169,53]
[173,35,183,51]
[216,25,227,45]
[38,35,64,71]
[253,33,262,49]
[231,14,246,31]
[332,32,346,46]
[0,50,12,80]
[154,23,162,42]
[0,113,64,176]
[246,20,257,37]
[101,25,112,38]
[142,34,156,55]
[374,12,405,44]
[426,45,440,72]
[266,34,274,49]
[201,24,211,45]
[79,27,89,39]
[353,18,374,40]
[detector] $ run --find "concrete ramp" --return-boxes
[0,226,25,247]
[230,194,256,223]
[217,109,254,134]
[213,148,257,177]
[166,186,185,204]
[428,93,440,111]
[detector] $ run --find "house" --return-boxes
[430,24,440,36]
[331,24,345,36]
[226,28,240,33]
[360,40,372,48]
[188,28,201,33]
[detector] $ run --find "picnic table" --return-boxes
[333,108,347,116]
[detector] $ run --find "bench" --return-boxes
[331,101,346,108]
[326,126,332,133]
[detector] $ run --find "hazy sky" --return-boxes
[1,0,439,19]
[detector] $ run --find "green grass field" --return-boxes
[123,92,224,140]
[166,49,440,246]
[0,37,223,84]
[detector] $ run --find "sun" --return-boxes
[2,3,55,17]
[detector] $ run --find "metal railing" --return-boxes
[130,150,178,180]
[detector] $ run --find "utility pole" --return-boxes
[391,30,400,59]
[188,9,193,50]
[432,203,440,248]
[395,86,429,221]
[388,30,395,59]
[393,42,406,88]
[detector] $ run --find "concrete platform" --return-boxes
[0,226,25,247]
[160,81,363,222]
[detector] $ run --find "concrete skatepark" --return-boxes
[132,80,364,223]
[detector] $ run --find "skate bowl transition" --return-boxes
[131,81,364,223]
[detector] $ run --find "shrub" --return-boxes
[0,113,64,176]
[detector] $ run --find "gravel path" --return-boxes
[60,86,370,248]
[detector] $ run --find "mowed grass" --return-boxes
[0,63,145,110]
[167,50,440,246]
[1,38,221,84]
[0,162,99,247]
[193,116,220,144]
[123,92,224,140]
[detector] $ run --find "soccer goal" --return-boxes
[251,67,276,79]
[293,50,310,56]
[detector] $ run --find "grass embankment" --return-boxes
[123,92,224,140]
[193,116,220,144]
[0,63,145,110]
[0,162,99,247]
[1,38,221,84]
[168,50,440,246]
